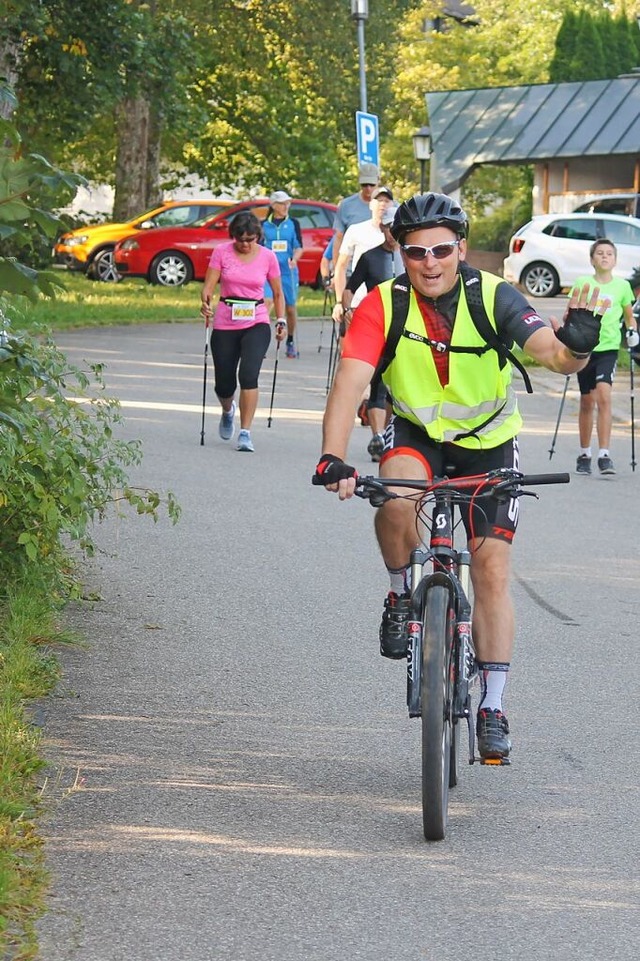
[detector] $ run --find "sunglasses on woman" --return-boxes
[401,240,461,261]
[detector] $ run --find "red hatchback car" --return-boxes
[114,198,336,288]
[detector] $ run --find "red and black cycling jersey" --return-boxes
[341,273,546,386]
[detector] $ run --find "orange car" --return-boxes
[54,200,231,282]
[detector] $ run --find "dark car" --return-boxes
[114,199,337,288]
[573,193,640,218]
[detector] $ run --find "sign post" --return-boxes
[355,111,379,168]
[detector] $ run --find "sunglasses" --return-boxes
[401,240,460,261]
[235,235,258,243]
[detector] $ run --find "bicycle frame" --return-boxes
[405,489,481,766]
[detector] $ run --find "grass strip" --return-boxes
[21,272,330,331]
[0,575,76,961]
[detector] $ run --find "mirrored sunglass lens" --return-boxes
[403,242,457,261]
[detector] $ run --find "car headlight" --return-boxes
[119,239,139,252]
[64,235,89,246]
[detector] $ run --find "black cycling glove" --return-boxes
[312,454,358,486]
[554,307,602,356]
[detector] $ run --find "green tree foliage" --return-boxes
[9,0,420,206]
[0,90,180,582]
[550,6,639,82]
[615,11,640,73]
[568,11,607,81]
[548,9,579,82]
[180,0,420,200]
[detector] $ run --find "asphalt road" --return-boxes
[36,314,640,961]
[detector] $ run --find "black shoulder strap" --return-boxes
[373,273,411,380]
[459,263,533,393]
[374,266,533,394]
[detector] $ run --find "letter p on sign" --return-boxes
[356,111,379,167]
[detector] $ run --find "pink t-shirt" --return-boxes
[209,242,281,330]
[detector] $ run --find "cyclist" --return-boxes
[313,193,608,760]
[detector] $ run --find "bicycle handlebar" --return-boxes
[352,469,570,500]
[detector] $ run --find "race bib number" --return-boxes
[231,303,256,322]
[271,240,288,253]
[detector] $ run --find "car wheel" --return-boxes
[87,248,120,283]
[149,251,193,286]
[521,262,560,298]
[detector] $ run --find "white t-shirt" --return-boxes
[339,220,385,305]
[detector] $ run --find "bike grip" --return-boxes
[519,472,570,486]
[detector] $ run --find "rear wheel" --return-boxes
[87,248,120,283]
[149,251,193,286]
[421,584,454,841]
[520,261,560,298]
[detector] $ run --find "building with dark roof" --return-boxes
[426,76,640,214]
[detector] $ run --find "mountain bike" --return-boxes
[354,467,570,841]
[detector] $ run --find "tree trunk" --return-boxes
[145,105,163,208]
[0,38,21,120]
[113,96,151,220]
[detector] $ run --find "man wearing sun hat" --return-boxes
[332,185,394,311]
[331,162,380,272]
[263,190,303,358]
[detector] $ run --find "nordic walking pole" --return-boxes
[548,374,570,460]
[267,322,286,428]
[318,281,334,352]
[318,286,329,352]
[630,352,636,471]
[199,320,209,446]
[328,320,342,392]
[325,318,337,394]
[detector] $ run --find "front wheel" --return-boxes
[149,251,193,286]
[520,261,560,298]
[421,584,455,841]
[87,248,120,283]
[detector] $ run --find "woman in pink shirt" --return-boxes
[201,213,286,452]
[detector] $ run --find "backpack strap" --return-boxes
[459,262,533,393]
[374,267,533,394]
[373,273,411,380]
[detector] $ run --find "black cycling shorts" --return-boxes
[576,350,618,394]
[379,415,521,543]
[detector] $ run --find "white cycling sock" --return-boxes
[580,447,592,457]
[598,449,609,458]
[387,565,409,595]
[477,662,509,713]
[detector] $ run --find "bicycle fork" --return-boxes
[454,550,478,764]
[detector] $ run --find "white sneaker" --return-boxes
[236,429,254,452]
[219,401,236,441]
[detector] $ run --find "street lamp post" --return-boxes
[412,126,432,193]
[350,0,369,113]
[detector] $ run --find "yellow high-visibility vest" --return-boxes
[379,272,522,448]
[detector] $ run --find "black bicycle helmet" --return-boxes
[390,192,469,241]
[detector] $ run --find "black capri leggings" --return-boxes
[210,323,272,398]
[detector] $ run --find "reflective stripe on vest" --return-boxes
[379,272,522,448]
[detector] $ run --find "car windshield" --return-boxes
[192,211,234,228]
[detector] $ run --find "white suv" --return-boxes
[503,213,640,297]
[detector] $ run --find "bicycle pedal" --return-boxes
[478,756,511,766]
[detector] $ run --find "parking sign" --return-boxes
[355,111,379,167]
